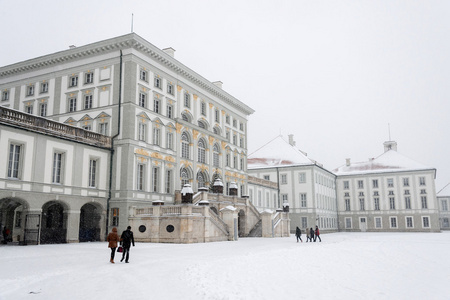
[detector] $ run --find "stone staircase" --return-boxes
[247,220,262,237]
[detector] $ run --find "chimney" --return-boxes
[346,158,351,166]
[162,47,175,58]
[383,141,397,152]
[288,134,295,146]
[212,81,223,89]
[69,45,76,49]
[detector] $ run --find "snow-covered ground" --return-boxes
[1,232,449,300]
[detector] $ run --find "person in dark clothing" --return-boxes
[315,225,321,242]
[2,227,10,244]
[120,226,135,263]
[295,227,302,243]
[310,227,315,242]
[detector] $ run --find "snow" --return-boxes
[1,232,450,300]
[334,150,434,176]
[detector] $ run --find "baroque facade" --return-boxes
[0,33,255,244]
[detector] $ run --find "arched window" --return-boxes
[213,143,220,167]
[198,138,206,164]
[180,168,190,187]
[213,126,220,135]
[198,121,206,129]
[181,132,190,159]
[197,171,206,188]
[181,112,191,123]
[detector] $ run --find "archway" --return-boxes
[79,203,101,242]
[41,202,67,244]
[238,209,246,237]
[0,197,28,244]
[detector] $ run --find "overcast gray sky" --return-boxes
[1,0,449,191]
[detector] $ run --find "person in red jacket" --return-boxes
[314,225,321,242]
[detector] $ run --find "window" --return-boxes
[137,163,145,190]
[373,179,378,188]
[85,72,94,84]
[300,193,307,208]
[281,174,287,184]
[442,199,448,211]
[138,123,146,141]
[52,152,64,184]
[282,194,288,203]
[240,137,244,148]
[88,159,97,188]
[240,122,244,131]
[181,113,190,123]
[422,216,430,228]
[166,132,173,150]
[152,167,159,192]
[403,178,409,187]
[15,211,22,228]
[154,76,161,89]
[233,119,237,128]
[165,170,172,193]
[420,189,427,194]
[198,139,206,163]
[213,144,220,167]
[41,82,49,93]
[406,217,413,228]
[387,178,394,187]
[443,218,449,228]
[153,127,160,146]
[301,217,308,229]
[181,132,190,159]
[167,104,173,118]
[419,177,426,186]
[359,198,365,211]
[197,172,206,189]
[226,115,230,124]
[344,181,349,189]
[140,69,147,81]
[226,153,230,167]
[232,134,237,145]
[421,196,428,209]
[139,93,146,108]
[404,189,410,195]
[167,83,174,95]
[84,95,93,109]
[69,75,78,87]
[184,92,190,108]
[201,102,206,116]
[198,121,206,129]
[111,208,119,226]
[405,196,411,209]
[233,155,237,169]
[226,131,230,141]
[295,173,305,183]
[99,123,109,135]
[389,197,395,210]
[39,103,47,117]
[2,90,9,101]
[374,197,380,210]
[215,109,219,123]
[25,104,33,114]
[154,99,160,114]
[375,217,382,228]
[180,168,190,187]
[358,180,364,189]
[69,97,77,112]
[264,175,270,181]
[8,144,22,179]
[240,158,244,170]
[390,217,397,228]
[27,85,35,96]
[345,218,352,229]
[345,199,350,211]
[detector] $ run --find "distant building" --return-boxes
[437,185,450,230]
[248,135,338,233]
[334,141,440,232]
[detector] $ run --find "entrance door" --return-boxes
[24,214,41,245]
[360,218,367,232]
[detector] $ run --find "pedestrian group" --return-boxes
[107,226,135,264]
[296,225,321,243]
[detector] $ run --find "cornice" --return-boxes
[0,33,255,116]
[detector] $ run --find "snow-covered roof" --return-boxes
[333,148,434,176]
[248,135,315,169]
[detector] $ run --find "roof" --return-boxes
[248,135,315,169]
[333,149,435,176]
[437,183,450,196]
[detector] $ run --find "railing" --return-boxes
[136,207,154,215]
[161,206,182,215]
[209,208,229,235]
[192,207,204,214]
[0,106,111,148]
[192,192,203,205]
[272,212,281,229]
[248,175,278,189]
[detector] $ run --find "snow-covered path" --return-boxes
[0,232,449,300]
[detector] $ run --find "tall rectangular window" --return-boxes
[52,152,64,184]
[137,163,145,190]
[166,132,173,149]
[282,194,288,204]
[375,217,382,228]
[154,76,162,89]
[167,83,174,95]
[374,197,380,210]
[139,69,147,81]
[345,199,350,211]
[359,198,365,211]
[69,97,77,112]
[419,177,426,186]
[152,167,159,193]
[84,95,93,109]
[406,217,413,228]
[344,181,349,189]
[389,197,395,210]
[88,159,97,188]
[2,90,10,101]
[442,200,448,211]
[138,123,146,141]
[403,178,409,186]
[226,154,230,167]
[184,92,190,108]
[390,217,397,228]
[26,104,33,114]
[300,193,307,208]
[15,211,22,228]
[167,104,173,118]
[299,173,306,183]
[39,103,47,117]
[111,208,119,226]
[345,218,352,228]
[139,93,146,108]
[201,102,206,116]
[85,72,94,84]
[8,144,22,179]
[165,170,172,194]
[41,82,49,93]
[99,123,109,135]
[387,178,394,187]
[358,180,364,189]
[373,179,378,188]
[422,217,430,228]
[154,99,160,113]
[281,174,287,184]
[27,85,35,96]
[69,76,78,87]
[405,196,411,209]
[421,196,428,209]
[215,109,219,122]
[153,127,160,146]
[301,217,308,228]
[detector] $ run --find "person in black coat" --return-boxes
[295,227,302,243]
[310,227,315,242]
[120,226,135,263]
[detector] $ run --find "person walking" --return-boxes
[120,226,135,263]
[315,225,321,242]
[295,226,302,243]
[305,228,311,242]
[310,227,315,242]
[107,227,120,263]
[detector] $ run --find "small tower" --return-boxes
[229,182,238,196]
[181,184,194,203]
[383,141,398,152]
[213,178,224,194]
